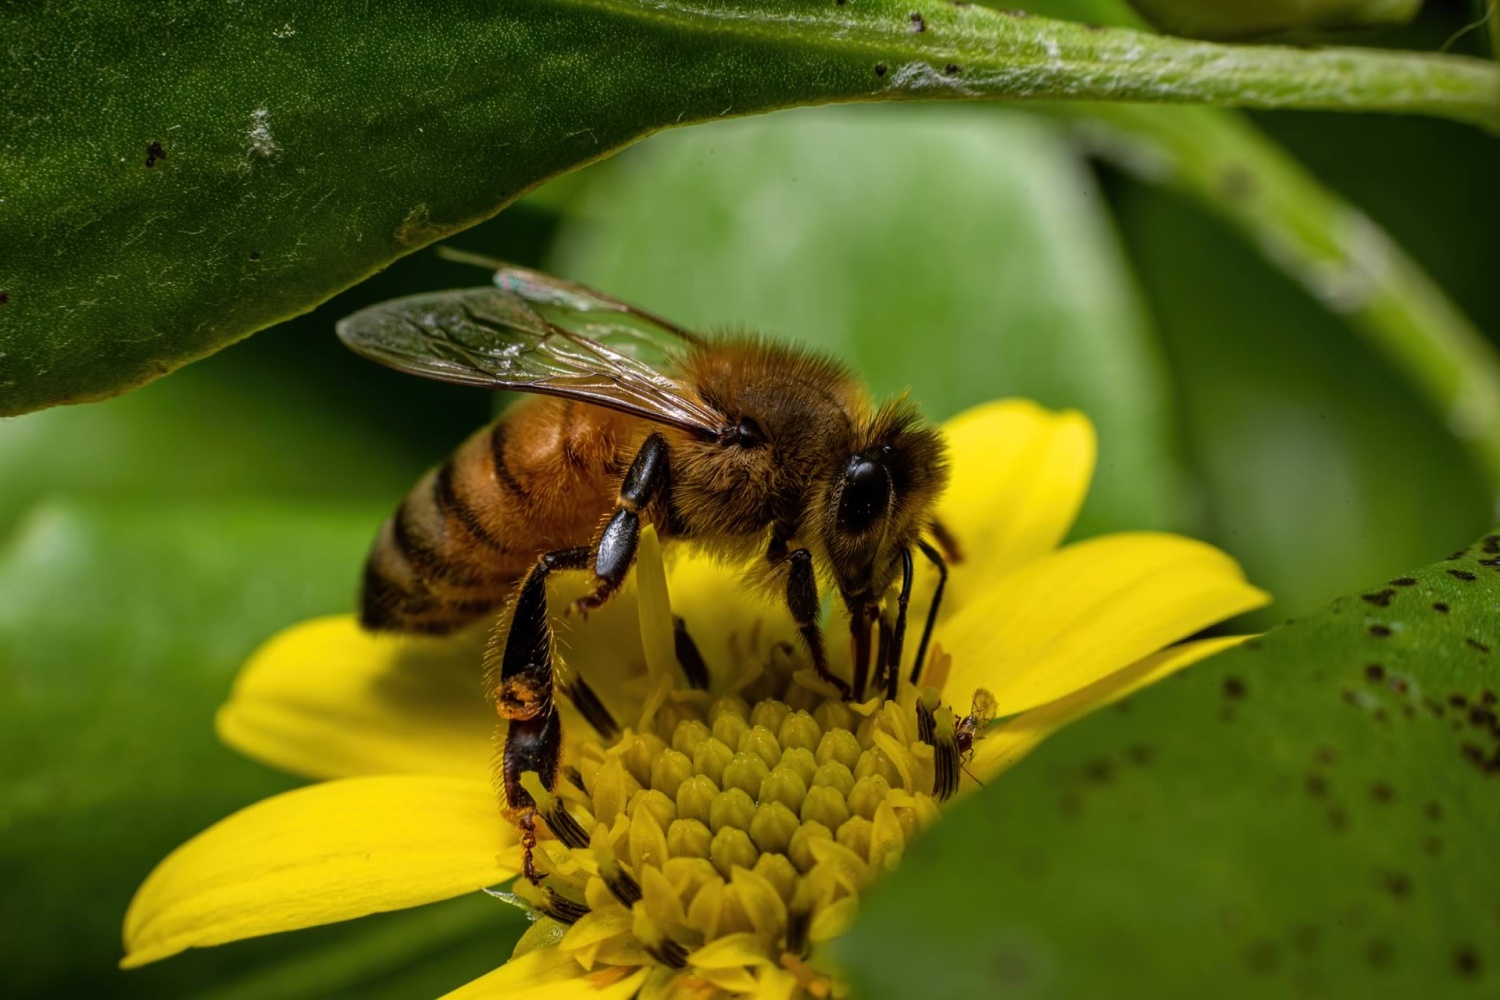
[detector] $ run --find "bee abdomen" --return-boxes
[358,398,638,637]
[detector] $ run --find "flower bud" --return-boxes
[676,774,717,826]
[709,827,758,878]
[709,787,756,834]
[721,751,771,799]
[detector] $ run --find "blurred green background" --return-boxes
[2,1,1497,996]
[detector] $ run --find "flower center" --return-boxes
[510,669,953,988]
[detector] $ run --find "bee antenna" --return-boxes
[435,246,510,271]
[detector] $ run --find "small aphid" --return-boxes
[955,687,997,767]
[932,687,996,799]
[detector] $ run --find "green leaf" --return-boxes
[839,530,1500,996]
[1110,177,1490,622]
[0,501,519,997]
[552,106,1183,534]
[5,2,1497,416]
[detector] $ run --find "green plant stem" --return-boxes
[812,3,1500,127]
[1059,101,1500,505]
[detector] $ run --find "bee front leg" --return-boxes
[572,432,669,616]
[782,546,851,700]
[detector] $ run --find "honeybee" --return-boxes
[338,257,956,874]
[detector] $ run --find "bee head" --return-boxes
[822,402,948,605]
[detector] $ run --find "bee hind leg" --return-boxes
[571,432,669,616]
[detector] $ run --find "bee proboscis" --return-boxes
[337,256,958,878]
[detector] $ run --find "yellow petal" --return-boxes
[941,533,1267,716]
[970,635,1248,779]
[937,400,1095,580]
[122,776,515,968]
[217,616,493,782]
[441,947,648,1000]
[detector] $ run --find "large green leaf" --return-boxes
[0,501,519,997]
[839,529,1500,996]
[552,106,1183,534]
[4,1,1496,416]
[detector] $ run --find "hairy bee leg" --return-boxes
[886,548,915,700]
[500,704,563,884]
[873,612,895,703]
[673,615,711,689]
[850,603,876,702]
[929,518,965,565]
[785,548,850,699]
[909,539,949,686]
[497,547,591,720]
[572,432,670,615]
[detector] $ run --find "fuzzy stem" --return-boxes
[1062,102,1500,504]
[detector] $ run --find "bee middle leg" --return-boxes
[571,432,669,617]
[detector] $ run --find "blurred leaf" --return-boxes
[841,529,1500,997]
[552,106,1184,534]
[0,501,519,997]
[1108,176,1489,622]
[5,2,1497,416]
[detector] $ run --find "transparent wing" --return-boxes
[969,688,999,730]
[336,281,722,436]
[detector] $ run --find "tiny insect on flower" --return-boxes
[121,400,1267,998]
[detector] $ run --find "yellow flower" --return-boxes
[121,400,1267,997]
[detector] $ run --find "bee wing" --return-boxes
[336,283,723,436]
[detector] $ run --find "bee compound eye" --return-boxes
[837,451,892,534]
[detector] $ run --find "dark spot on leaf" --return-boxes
[1390,577,1418,587]
[1450,694,1469,709]
[1084,21,1105,30]
[249,250,261,260]
[1380,870,1410,898]
[1373,707,1390,724]
[1426,801,1444,821]
[1314,745,1338,766]
[1370,782,1394,804]
[1481,557,1500,567]
[145,139,167,168]
[1468,638,1491,654]
[1305,773,1328,798]
[1455,947,1480,978]
[1484,691,1498,707]
[1125,743,1155,766]
[1223,677,1246,700]
[944,62,961,75]
[1484,535,1500,554]
[0,289,8,305]
[1366,939,1394,969]
[1243,939,1279,974]
[874,63,887,76]
[909,11,925,30]
[1329,805,1349,831]
[1449,569,1477,581]
[1369,624,1392,638]
[1389,676,1409,695]
[1423,835,1443,856]
[1365,663,1386,682]
[1291,925,1320,955]
[1082,758,1114,784]
[1362,589,1395,607]
[1434,602,1450,614]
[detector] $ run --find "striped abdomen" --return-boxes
[361,397,639,635]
